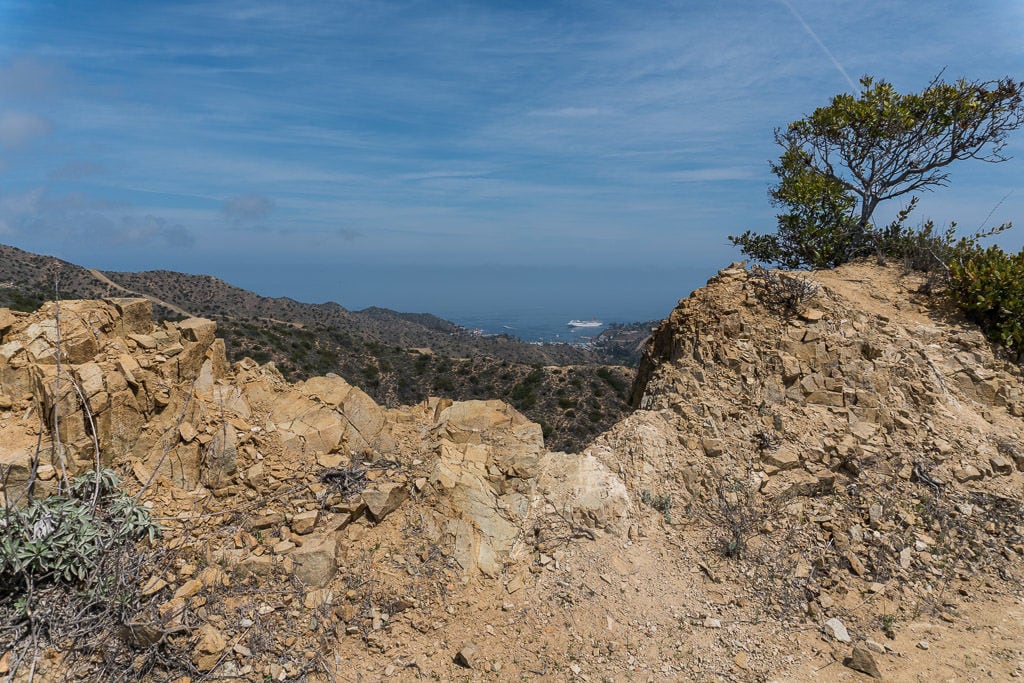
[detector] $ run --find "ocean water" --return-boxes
[212,263,711,343]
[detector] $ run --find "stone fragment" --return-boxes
[110,298,153,335]
[197,566,229,589]
[823,617,851,643]
[954,465,983,482]
[303,588,334,609]
[129,333,157,350]
[173,579,203,600]
[806,390,844,407]
[272,540,295,554]
[157,597,187,622]
[701,438,724,457]
[762,445,800,471]
[250,513,285,530]
[316,452,345,468]
[193,624,228,671]
[291,510,319,535]
[361,482,408,522]
[236,554,274,577]
[178,318,217,345]
[846,551,867,577]
[195,624,227,654]
[868,503,884,529]
[454,642,480,669]
[179,422,198,443]
[141,576,168,596]
[989,454,1013,475]
[844,645,882,679]
[0,308,16,334]
[201,423,238,488]
[75,362,105,398]
[290,534,337,587]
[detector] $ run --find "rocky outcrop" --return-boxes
[0,298,630,578]
[3,262,1024,683]
[622,262,1024,508]
[0,299,229,491]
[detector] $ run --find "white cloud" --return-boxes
[0,56,65,100]
[223,193,275,226]
[0,111,52,148]
[48,160,104,181]
[0,187,195,248]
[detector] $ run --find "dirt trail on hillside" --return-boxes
[86,268,195,318]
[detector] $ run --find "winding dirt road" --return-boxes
[86,269,195,319]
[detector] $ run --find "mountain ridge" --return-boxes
[0,243,645,451]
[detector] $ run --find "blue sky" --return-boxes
[1,1,1023,305]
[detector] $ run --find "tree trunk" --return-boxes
[859,196,879,229]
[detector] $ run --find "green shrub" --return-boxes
[595,367,627,394]
[641,490,673,523]
[949,245,1024,356]
[730,145,868,269]
[0,469,160,589]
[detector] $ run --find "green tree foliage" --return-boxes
[731,145,862,268]
[732,74,1024,269]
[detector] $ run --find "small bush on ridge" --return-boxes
[949,245,1024,358]
[0,468,160,590]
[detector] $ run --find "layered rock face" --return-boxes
[0,299,230,492]
[617,262,1024,507]
[0,298,628,578]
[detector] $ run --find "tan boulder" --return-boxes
[290,534,338,587]
[193,624,228,671]
[108,298,153,336]
[361,483,408,522]
[539,453,630,531]
[177,317,217,346]
[201,423,238,488]
[0,308,16,334]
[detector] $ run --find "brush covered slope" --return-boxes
[1,261,1023,681]
[0,243,637,452]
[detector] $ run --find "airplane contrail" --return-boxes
[778,0,859,92]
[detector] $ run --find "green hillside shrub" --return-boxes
[949,245,1024,357]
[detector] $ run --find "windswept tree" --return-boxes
[732,74,1024,268]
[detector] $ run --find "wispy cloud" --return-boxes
[0,111,51,148]
[48,160,103,181]
[669,167,761,183]
[0,56,66,100]
[223,193,275,228]
[0,0,1020,271]
[0,187,194,249]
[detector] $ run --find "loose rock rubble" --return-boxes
[1,261,1023,681]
